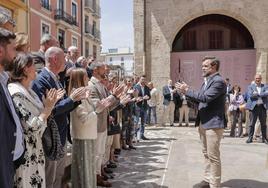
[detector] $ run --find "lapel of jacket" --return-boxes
[42,68,59,89]
[91,78,106,99]
[261,83,266,93]
[251,83,257,92]
[204,73,219,90]
[167,85,171,95]
[0,83,16,120]
[0,84,12,114]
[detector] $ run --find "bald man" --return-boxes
[245,74,268,144]
[32,47,87,188]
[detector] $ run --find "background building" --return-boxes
[101,47,134,77]
[83,0,101,60]
[29,0,82,54]
[0,0,28,33]
[134,0,268,92]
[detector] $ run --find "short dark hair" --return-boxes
[232,85,241,93]
[9,53,33,83]
[0,28,16,47]
[202,56,220,71]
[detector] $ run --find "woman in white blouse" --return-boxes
[228,85,244,137]
[69,68,108,188]
[8,53,61,188]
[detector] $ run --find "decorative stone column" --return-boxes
[134,0,146,76]
[256,48,268,83]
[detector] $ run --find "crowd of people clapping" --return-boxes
[0,24,161,188]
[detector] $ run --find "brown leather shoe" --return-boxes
[97,179,112,187]
[198,180,210,188]
[97,174,112,187]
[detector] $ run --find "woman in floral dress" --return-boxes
[8,53,61,188]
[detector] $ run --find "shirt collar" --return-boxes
[91,76,101,83]
[0,71,9,86]
[204,72,219,82]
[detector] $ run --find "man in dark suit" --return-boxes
[32,47,87,188]
[176,57,226,188]
[245,74,268,144]
[134,75,151,140]
[0,28,24,188]
[162,80,178,126]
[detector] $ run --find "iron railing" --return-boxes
[54,9,78,26]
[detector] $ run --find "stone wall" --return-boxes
[134,0,268,84]
[134,0,268,123]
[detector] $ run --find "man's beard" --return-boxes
[0,57,13,71]
[100,73,106,79]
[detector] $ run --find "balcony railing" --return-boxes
[54,9,78,26]
[93,4,101,18]
[85,0,94,12]
[85,23,101,40]
[85,24,93,36]
[41,0,52,11]
[93,27,101,40]
[84,0,101,18]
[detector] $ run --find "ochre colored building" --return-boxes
[0,0,28,33]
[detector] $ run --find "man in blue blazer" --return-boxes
[32,47,87,188]
[0,28,25,188]
[134,75,151,140]
[176,57,226,188]
[162,80,178,126]
[245,74,268,144]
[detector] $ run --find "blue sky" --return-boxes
[100,0,133,52]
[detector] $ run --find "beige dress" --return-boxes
[70,98,97,188]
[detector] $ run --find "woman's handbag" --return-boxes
[108,121,121,136]
[42,115,65,160]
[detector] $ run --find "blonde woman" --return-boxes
[69,68,108,188]
[15,32,29,53]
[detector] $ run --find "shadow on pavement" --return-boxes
[221,179,268,188]
[112,138,170,187]
[148,137,177,142]
[193,179,268,188]
[147,128,171,131]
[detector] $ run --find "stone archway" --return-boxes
[169,12,257,50]
[170,14,256,92]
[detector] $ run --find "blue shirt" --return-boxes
[0,71,24,160]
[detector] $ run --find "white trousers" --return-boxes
[163,102,175,125]
[95,131,107,175]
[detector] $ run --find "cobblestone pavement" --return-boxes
[109,124,268,188]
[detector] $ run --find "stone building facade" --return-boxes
[134,0,268,90]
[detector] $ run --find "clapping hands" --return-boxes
[175,81,189,94]
[95,98,112,113]
[70,87,89,102]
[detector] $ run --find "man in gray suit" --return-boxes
[162,80,177,126]
[176,57,226,188]
[245,74,268,144]
[88,62,123,187]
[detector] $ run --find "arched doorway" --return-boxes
[171,14,256,92]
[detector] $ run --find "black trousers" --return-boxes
[249,104,267,139]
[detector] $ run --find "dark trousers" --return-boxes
[249,105,267,140]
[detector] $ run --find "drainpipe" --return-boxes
[81,0,83,55]
[27,0,31,51]
[143,0,146,75]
